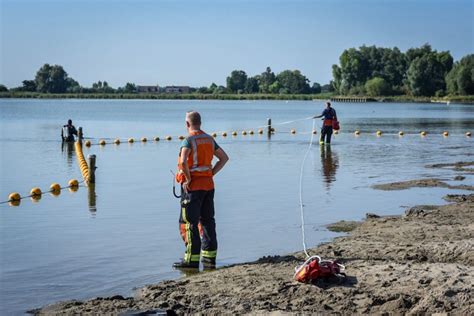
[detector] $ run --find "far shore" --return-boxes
[1,92,473,104]
[31,166,474,315]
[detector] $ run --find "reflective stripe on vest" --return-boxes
[186,132,214,177]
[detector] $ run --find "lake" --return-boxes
[0,99,473,314]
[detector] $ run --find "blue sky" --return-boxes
[1,0,472,88]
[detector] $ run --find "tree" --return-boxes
[209,82,217,93]
[446,54,474,95]
[21,80,37,92]
[123,82,137,93]
[275,70,311,94]
[226,70,247,93]
[365,77,390,96]
[34,64,74,93]
[259,67,276,93]
[244,76,259,93]
[311,82,321,94]
[0,84,8,92]
[407,53,448,96]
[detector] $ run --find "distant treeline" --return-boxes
[332,44,473,97]
[0,44,472,99]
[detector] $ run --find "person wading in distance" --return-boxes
[174,111,229,270]
[61,119,78,142]
[314,101,338,145]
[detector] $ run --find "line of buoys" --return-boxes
[258,129,264,134]
[232,131,237,136]
[222,132,227,137]
[75,141,90,183]
[128,138,135,143]
[212,133,217,137]
[154,136,160,141]
[99,139,106,146]
[85,140,92,147]
[249,130,254,135]
[141,137,147,142]
[114,138,121,145]
[166,136,172,141]
[242,131,247,136]
[5,178,81,207]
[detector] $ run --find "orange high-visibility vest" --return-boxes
[176,131,214,183]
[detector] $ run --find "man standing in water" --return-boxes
[61,119,78,142]
[314,101,337,145]
[174,111,229,270]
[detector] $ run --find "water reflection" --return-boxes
[320,145,339,191]
[61,141,74,167]
[88,184,97,215]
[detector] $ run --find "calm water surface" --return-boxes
[0,99,473,314]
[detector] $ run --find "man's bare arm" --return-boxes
[179,147,192,191]
[213,148,229,176]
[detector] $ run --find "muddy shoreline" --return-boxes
[32,190,474,315]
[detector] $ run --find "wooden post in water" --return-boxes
[88,154,96,184]
[78,127,83,144]
[267,118,272,138]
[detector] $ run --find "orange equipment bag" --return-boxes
[294,256,345,283]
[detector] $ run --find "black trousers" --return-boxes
[320,125,333,143]
[179,189,217,263]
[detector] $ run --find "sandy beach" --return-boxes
[32,177,474,315]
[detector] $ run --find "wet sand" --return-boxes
[32,191,474,315]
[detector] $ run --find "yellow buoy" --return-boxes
[420,131,427,136]
[114,138,121,145]
[222,132,227,137]
[376,131,382,136]
[166,136,172,141]
[212,133,217,137]
[466,132,472,137]
[232,131,237,136]
[291,129,296,134]
[68,179,79,188]
[8,192,21,202]
[154,136,160,141]
[334,130,339,135]
[99,139,106,146]
[50,183,61,194]
[399,131,404,136]
[258,129,263,134]
[354,130,360,135]
[178,136,185,140]
[242,131,247,136]
[30,187,42,198]
[141,137,147,142]
[312,129,317,135]
[443,131,449,137]
[85,140,92,147]
[271,128,275,133]
[249,130,254,135]
[128,138,135,143]
[9,200,21,207]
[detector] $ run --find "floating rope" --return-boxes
[299,119,318,258]
[75,141,90,183]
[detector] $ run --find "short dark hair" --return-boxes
[68,119,72,125]
[186,111,201,126]
[326,101,331,107]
